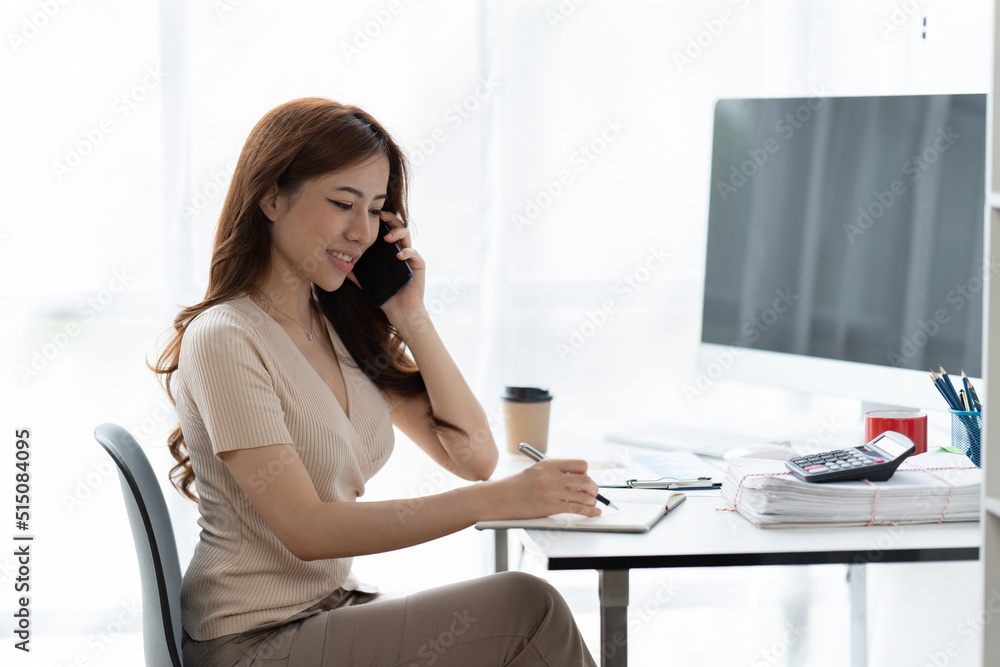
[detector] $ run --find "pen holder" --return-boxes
[949,409,982,467]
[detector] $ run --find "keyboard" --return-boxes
[603,422,791,459]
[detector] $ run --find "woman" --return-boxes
[153,97,601,666]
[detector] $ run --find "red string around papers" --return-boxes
[895,462,978,523]
[716,471,794,513]
[895,465,978,473]
[860,479,891,526]
[718,464,979,524]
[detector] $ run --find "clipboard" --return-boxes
[626,476,721,490]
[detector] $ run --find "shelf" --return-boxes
[987,496,1000,518]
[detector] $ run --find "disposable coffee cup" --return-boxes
[501,387,553,455]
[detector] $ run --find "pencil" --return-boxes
[931,371,960,410]
[939,367,963,410]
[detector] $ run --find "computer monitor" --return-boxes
[698,93,986,410]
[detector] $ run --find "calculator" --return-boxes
[784,431,916,483]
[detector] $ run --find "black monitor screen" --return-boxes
[702,94,985,377]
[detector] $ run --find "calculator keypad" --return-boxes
[789,450,876,474]
[784,435,916,483]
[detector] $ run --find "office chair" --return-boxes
[94,423,183,667]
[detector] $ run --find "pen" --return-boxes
[962,371,983,411]
[517,442,619,511]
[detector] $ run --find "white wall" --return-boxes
[0,1,991,665]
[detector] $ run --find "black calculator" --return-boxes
[785,431,916,483]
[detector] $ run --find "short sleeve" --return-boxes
[179,309,294,457]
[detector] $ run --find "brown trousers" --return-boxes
[182,571,597,666]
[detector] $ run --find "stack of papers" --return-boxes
[720,451,981,528]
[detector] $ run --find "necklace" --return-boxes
[254,291,316,341]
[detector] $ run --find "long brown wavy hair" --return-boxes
[151,97,458,501]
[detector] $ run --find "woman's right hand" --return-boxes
[486,458,602,521]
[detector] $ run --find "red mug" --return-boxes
[864,410,927,455]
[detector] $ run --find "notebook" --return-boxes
[475,488,687,533]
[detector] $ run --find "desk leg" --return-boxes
[598,569,629,667]
[495,529,508,573]
[849,563,867,667]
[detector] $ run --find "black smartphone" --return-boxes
[351,219,413,307]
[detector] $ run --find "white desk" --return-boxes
[507,495,980,667]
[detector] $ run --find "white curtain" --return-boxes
[2,1,990,664]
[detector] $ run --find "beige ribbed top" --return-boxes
[175,293,394,641]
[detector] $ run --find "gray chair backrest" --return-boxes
[94,423,183,667]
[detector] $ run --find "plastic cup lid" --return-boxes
[502,386,553,402]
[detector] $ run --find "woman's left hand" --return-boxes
[375,210,427,323]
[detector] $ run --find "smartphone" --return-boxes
[351,219,413,307]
